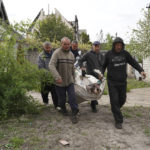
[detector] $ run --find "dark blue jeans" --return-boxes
[55,83,78,111]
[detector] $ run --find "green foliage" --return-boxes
[51,41,61,49]
[128,9,150,58]
[5,137,24,149]
[102,33,114,50]
[42,40,91,52]
[12,19,32,37]
[0,131,5,139]
[96,30,114,50]
[80,32,90,44]
[35,14,74,42]
[10,19,91,52]
[78,43,91,51]
[0,23,54,120]
[103,78,150,95]
[51,42,92,51]
[127,78,150,92]
[122,111,132,118]
[12,20,43,51]
[144,127,150,136]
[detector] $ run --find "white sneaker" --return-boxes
[56,107,61,111]
[44,103,49,106]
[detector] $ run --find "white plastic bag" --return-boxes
[74,68,105,103]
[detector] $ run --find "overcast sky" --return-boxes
[4,0,150,42]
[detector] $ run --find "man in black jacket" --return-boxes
[78,41,104,112]
[103,37,146,129]
[70,40,81,60]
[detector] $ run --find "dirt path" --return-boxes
[0,104,150,150]
[0,88,150,150]
[28,87,150,107]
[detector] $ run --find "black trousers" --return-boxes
[108,81,127,123]
[41,82,58,108]
[55,83,78,111]
[91,100,98,107]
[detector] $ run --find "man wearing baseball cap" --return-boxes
[78,41,104,112]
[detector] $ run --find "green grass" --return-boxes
[127,78,150,92]
[122,111,132,118]
[0,131,5,139]
[144,128,150,136]
[29,136,42,145]
[5,137,24,149]
[135,112,142,117]
[103,78,150,95]
[142,125,150,136]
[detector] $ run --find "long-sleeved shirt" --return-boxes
[103,49,144,84]
[49,48,75,87]
[78,50,104,79]
[38,50,53,70]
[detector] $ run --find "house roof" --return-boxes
[54,8,73,29]
[0,0,9,24]
[28,8,75,33]
[28,9,44,32]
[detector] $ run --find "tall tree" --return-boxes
[128,9,150,58]
[35,14,74,42]
[102,33,114,50]
[80,32,90,44]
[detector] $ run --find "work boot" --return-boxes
[59,106,68,116]
[71,109,79,124]
[71,115,78,124]
[115,123,122,129]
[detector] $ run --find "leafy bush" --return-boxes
[0,24,53,120]
[78,43,91,51]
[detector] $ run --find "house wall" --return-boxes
[25,49,39,65]
[127,64,135,78]
[143,56,150,82]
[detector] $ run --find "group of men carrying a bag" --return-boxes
[38,36,146,129]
